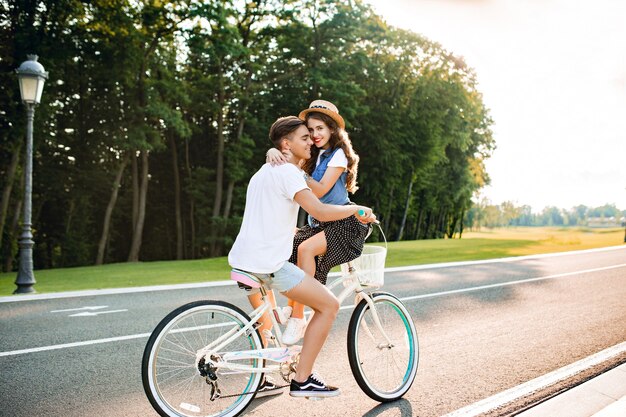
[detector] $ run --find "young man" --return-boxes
[228,116,376,398]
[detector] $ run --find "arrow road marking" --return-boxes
[50,306,109,313]
[69,309,128,317]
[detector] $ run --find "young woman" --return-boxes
[266,100,371,345]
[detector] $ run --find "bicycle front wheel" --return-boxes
[347,292,419,402]
[142,300,264,417]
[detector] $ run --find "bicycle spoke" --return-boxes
[156,344,196,358]
[348,293,418,402]
[162,332,197,356]
[143,301,264,417]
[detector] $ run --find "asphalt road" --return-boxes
[1,246,625,417]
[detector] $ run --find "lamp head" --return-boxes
[16,55,48,105]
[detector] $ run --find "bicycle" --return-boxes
[142,224,419,417]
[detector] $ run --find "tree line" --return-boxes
[0,0,495,271]
[466,201,626,230]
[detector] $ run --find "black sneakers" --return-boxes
[255,376,283,398]
[289,373,340,398]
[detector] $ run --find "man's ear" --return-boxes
[281,137,291,151]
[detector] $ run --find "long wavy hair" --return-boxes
[302,112,360,194]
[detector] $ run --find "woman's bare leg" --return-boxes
[282,274,339,382]
[247,290,277,347]
[290,231,328,319]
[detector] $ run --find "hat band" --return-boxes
[311,104,333,112]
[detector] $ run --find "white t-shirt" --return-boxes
[228,163,309,273]
[316,148,348,170]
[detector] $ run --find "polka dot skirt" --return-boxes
[288,214,371,285]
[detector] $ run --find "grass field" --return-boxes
[1,227,623,296]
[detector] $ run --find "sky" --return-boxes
[366,0,626,213]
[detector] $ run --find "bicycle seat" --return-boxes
[230,269,262,289]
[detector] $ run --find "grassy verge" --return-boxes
[1,227,623,296]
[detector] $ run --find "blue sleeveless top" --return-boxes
[312,147,350,206]
[308,147,350,226]
[308,148,350,227]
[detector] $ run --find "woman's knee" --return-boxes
[298,234,326,258]
[297,240,314,258]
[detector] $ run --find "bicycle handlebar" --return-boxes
[358,209,380,225]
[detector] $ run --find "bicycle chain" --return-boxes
[208,349,298,400]
[212,383,290,399]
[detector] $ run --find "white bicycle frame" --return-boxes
[196,261,393,376]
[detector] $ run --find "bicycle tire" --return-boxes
[142,300,264,417]
[347,292,419,402]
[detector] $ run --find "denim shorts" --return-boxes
[248,261,305,294]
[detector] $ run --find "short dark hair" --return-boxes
[269,116,305,149]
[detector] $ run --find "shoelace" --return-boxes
[309,373,327,386]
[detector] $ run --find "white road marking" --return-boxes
[50,306,109,313]
[1,244,624,303]
[69,309,128,317]
[383,244,626,273]
[401,263,626,302]
[443,341,626,417]
[1,261,624,358]
[0,333,151,357]
[180,403,201,413]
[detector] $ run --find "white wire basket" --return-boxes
[341,245,387,288]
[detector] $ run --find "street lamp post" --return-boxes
[14,54,48,294]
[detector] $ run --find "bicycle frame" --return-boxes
[143,223,417,417]
[195,286,300,375]
[328,266,394,348]
[196,261,394,377]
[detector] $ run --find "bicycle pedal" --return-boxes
[262,329,279,347]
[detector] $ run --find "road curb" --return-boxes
[443,342,626,417]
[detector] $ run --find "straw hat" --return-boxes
[298,100,345,129]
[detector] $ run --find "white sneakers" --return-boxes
[272,305,307,345]
[282,317,307,345]
[273,306,292,325]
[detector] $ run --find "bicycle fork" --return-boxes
[336,282,394,350]
[358,294,395,349]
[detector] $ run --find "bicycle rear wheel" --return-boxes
[142,300,263,417]
[347,292,418,402]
